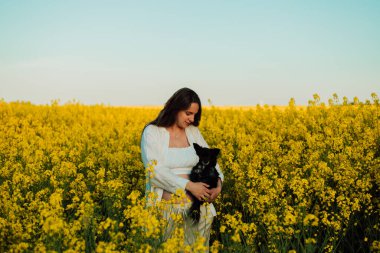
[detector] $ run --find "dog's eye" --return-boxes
[203,161,210,165]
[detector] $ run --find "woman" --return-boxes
[140,87,224,248]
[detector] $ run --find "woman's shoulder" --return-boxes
[144,124,157,131]
[143,124,167,136]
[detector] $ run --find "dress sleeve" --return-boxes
[141,125,189,193]
[194,127,225,182]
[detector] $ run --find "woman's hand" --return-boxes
[207,186,221,202]
[207,178,222,202]
[185,181,211,201]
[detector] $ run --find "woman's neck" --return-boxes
[167,124,184,132]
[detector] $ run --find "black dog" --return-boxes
[188,143,220,223]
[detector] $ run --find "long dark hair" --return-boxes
[147,87,202,129]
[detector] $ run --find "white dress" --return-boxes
[163,145,214,247]
[164,145,198,175]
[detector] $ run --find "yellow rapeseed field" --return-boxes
[0,94,379,252]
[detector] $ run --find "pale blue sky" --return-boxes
[0,1,379,106]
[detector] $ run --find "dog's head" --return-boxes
[192,143,220,173]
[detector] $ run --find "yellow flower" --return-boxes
[303,214,319,227]
[305,238,317,244]
[211,240,223,253]
[1,97,378,251]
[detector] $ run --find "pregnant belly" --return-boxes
[162,174,194,203]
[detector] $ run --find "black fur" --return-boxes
[188,143,220,223]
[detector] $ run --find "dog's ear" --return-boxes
[212,148,220,157]
[193,143,202,154]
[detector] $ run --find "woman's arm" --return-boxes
[141,125,189,193]
[208,178,222,202]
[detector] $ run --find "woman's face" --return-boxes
[176,102,199,129]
